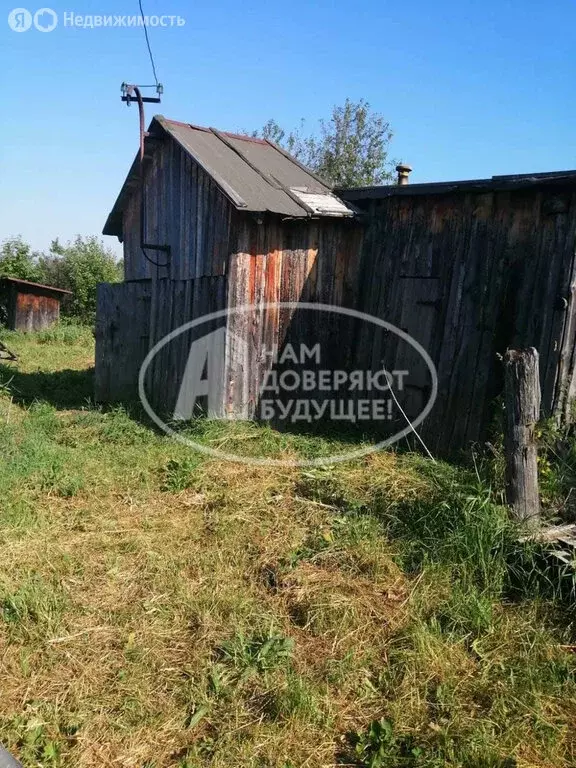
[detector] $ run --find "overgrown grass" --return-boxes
[0,328,575,767]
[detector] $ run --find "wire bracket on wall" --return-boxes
[118,0,170,269]
[120,83,171,270]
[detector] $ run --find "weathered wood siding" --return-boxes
[146,276,227,416]
[224,216,364,417]
[123,140,233,282]
[141,215,362,418]
[94,280,152,402]
[15,291,61,332]
[104,138,236,407]
[354,185,576,454]
[102,131,576,457]
[0,283,62,332]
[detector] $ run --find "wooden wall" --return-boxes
[146,275,227,415]
[99,209,363,416]
[0,283,62,332]
[116,135,238,412]
[353,185,576,454]
[224,216,363,418]
[95,280,152,402]
[112,132,365,416]
[122,139,233,282]
[102,135,576,456]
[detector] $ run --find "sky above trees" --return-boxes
[1,0,575,254]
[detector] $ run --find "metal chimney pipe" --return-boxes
[396,164,412,185]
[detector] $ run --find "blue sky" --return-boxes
[1,0,575,256]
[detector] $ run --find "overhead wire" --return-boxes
[138,0,160,86]
[129,2,170,269]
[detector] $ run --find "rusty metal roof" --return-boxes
[0,277,72,295]
[104,116,354,237]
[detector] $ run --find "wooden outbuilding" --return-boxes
[0,277,72,332]
[339,170,576,453]
[96,115,361,410]
[97,114,576,456]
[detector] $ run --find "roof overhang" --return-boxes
[103,118,167,239]
[339,170,576,202]
[103,116,356,240]
[0,277,72,296]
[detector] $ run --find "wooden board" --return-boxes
[94,280,152,402]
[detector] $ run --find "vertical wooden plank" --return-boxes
[179,150,189,280]
[95,280,152,403]
[195,167,205,279]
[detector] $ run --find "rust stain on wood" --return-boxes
[0,280,66,332]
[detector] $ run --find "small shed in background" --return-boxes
[0,277,72,332]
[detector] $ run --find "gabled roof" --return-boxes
[104,116,354,237]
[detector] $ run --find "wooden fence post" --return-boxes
[504,348,541,527]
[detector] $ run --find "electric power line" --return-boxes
[138,0,160,86]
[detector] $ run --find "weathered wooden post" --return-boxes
[504,348,541,527]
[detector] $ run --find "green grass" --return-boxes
[0,327,575,767]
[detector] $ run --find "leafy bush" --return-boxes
[1,235,123,326]
[0,237,42,281]
[38,236,122,324]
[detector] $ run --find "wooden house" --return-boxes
[0,277,71,332]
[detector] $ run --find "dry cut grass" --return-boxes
[0,328,576,768]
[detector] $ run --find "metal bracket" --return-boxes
[120,83,171,269]
[121,82,163,105]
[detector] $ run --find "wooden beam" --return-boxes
[504,348,541,527]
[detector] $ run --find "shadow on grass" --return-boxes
[272,417,393,447]
[274,417,437,455]
[0,363,95,410]
[0,363,467,468]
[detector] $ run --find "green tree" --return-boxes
[38,236,123,324]
[255,99,395,187]
[0,237,41,281]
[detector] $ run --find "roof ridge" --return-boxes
[103,116,354,237]
[162,117,268,145]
